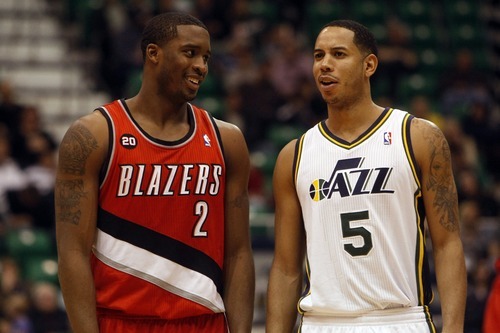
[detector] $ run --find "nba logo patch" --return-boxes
[203,134,211,147]
[383,132,392,145]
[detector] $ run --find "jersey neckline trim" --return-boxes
[318,107,393,149]
[119,99,196,147]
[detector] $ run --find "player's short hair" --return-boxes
[140,12,208,60]
[321,20,378,57]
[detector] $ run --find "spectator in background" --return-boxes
[10,106,57,170]
[375,17,418,100]
[439,48,494,118]
[441,117,482,178]
[0,125,29,227]
[459,200,484,271]
[191,0,232,41]
[2,292,33,333]
[92,0,151,99]
[0,257,27,298]
[409,95,444,130]
[4,106,57,231]
[0,317,10,333]
[0,81,23,131]
[238,60,283,150]
[460,98,500,180]
[456,167,498,217]
[264,23,312,100]
[220,39,260,93]
[29,282,69,333]
[465,259,495,333]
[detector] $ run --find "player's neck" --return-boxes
[325,102,383,142]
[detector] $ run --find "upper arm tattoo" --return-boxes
[59,124,98,176]
[56,124,98,225]
[423,124,459,232]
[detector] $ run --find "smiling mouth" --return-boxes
[188,78,200,85]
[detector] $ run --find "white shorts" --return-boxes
[299,306,435,333]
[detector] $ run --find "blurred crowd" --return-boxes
[1,0,499,332]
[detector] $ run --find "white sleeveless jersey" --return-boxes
[294,108,434,318]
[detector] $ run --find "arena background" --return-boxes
[0,0,498,332]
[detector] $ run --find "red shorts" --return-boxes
[98,313,228,333]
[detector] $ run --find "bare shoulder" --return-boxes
[58,111,108,176]
[276,139,299,166]
[214,118,244,139]
[410,117,443,139]
[410,117,449,164]
[213,119,249,170]
[214,118,247,152]
[273,139,298,184]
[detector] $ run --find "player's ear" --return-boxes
[146,44,160,64]
[364,54,378,78]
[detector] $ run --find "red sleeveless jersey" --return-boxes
[91,99,226,320]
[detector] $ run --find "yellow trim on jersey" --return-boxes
[402,114,420,187]
[424,305,437,333]
[402,113,430,308]
[319,108,394,149]
[294,135,306,186]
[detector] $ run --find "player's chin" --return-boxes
[183,91,198,102]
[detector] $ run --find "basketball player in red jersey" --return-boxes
[55,12,255,333]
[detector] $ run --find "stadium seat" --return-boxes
[448,23,486,50]
[195,96,225,119]
[443,0,480,25]
[418,48,450,74]
[410,23,441,49]
[398,73,439,102]
[267,124,305,151]
[247,1,279,22]
[125,68,143,97]
[348,0,388,25]
[22,256,59,285]
[197,73,223,98]
[5,228,55,260]
[396,0,433,24]
[305,1,346,43]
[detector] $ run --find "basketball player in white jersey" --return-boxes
[266,20,466,333]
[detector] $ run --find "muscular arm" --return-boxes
[217,120,255,333]
[55,112,108,333]
[266,140,306,333]
[411,118,466,333]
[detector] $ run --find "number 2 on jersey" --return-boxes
[341,210,373,256]
[193,201,209,237]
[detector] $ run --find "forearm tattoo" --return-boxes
[56,124,98,225]
[228,190,249,210]
[59,124,98,176]
[55,179,86,225]
[424,125,459,232]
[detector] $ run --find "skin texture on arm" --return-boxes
[55,111,108,333]
[411,118,467,333]
[266,140,306,333]
[217,119,255,333]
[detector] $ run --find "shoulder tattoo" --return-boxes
[422,123,459,232]
[56,124,98,225]
[59,123,98,176]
